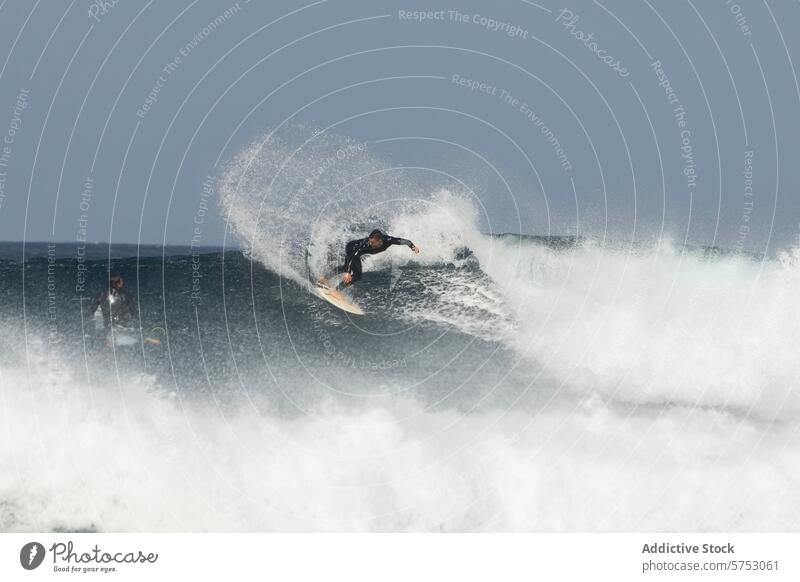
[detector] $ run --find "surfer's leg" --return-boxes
[328,241,359,284]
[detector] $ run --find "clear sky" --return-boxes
[0,0,798,254]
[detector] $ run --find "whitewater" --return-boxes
[1,130,798,532]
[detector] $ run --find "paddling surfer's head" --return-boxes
[368,229,384,249]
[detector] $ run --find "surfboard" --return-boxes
[305,248,365,315]
[312,282,365,315]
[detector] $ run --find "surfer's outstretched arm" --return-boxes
[385,235,420,254]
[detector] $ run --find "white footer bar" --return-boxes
[2,533,798,581]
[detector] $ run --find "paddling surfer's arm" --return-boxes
[86,290,112,329]
[86,291,105,316]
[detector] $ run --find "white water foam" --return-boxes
[1,348,798,532]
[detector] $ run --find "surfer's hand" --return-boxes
[342,272,353,284]
[411,244,420,254]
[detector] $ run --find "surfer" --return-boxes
[86,273,138,329]
[323,229,420,289]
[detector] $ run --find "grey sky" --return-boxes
[0,0,798,253]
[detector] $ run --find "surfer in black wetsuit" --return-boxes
[86,273,138,329]
[325,229,420,289]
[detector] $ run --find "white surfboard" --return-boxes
[312,283,365,315]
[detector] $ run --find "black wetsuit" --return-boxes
[333,234,414,287]
[86,286,138,329]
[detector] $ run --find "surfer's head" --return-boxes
[109,274,124,290]
[368,229,384,248]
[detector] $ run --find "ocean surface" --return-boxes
[1,131,798,532]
